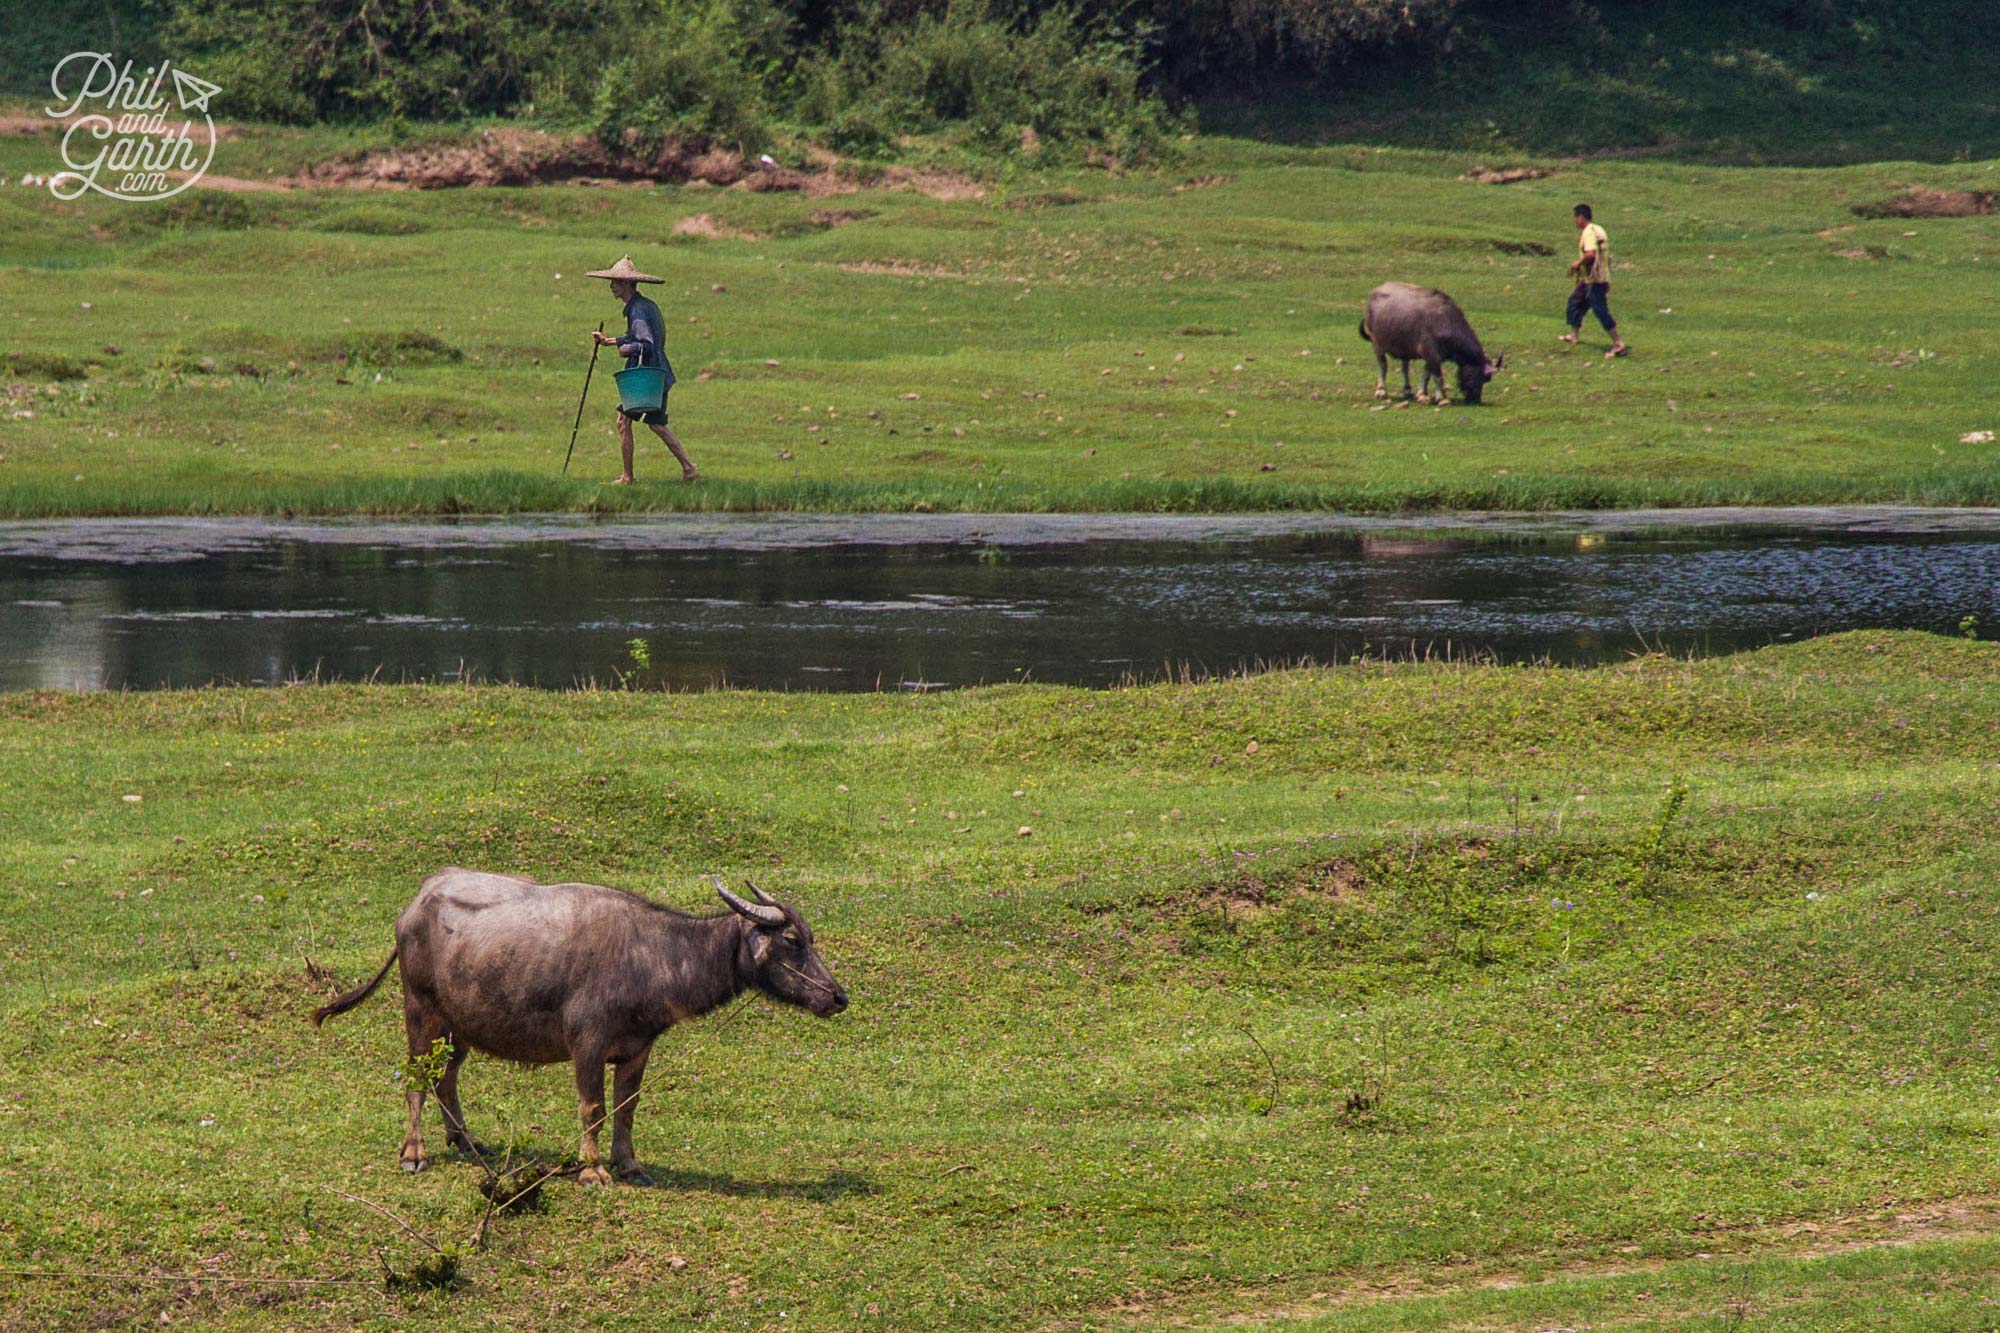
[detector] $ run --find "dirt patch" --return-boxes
[1463,165,1553,185]
[1007,189,1090,211]
[1853,188,1995,219]
[734,164,816,194]
[1173,174,1234,193]
[1491,239,1555,256]
[793,171,863,198]
[1835,245,1892,261]
[672,212,766,241]
[46,126,988,199]
[838,260,971,279]
[808,208,876,229]
[1090,855,1365,928]
[289,127,749,190]
[0,113,240,140]
[170,173,286,193]
[693,161,863,197]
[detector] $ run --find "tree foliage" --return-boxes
[143,0,599,122]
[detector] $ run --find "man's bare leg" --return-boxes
[613,413,635,484]
[648,422,698,481]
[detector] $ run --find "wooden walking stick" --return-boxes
[562,321,606,476]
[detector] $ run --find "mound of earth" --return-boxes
[1852,188,1995,219]
[289,128,752,189]
[1464,165,1554,184]
[672,213,765,240]
[281,128,987,199]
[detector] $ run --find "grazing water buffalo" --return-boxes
[1357,282,1504,405]
[313,868,847,1186]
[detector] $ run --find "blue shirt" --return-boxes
[618,294,675,387]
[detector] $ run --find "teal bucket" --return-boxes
[614,366,668,413]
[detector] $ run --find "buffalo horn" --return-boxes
[713,876,785,926]
[746,881,783,908]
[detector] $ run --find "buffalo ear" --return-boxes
[1494,350,1505,371]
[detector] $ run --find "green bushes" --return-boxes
[576,1,782,149]
[137,0,1171,161]
[145,0,599,122]
[799,3,1177,161]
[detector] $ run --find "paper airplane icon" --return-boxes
[170,67,221,113]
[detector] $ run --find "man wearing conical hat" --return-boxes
[587,255,698,483]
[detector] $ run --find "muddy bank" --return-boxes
[1853,188,1995,219]
[284,127,982,197]
[289,127,750,189]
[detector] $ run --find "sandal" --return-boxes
[1605,345,1628,358]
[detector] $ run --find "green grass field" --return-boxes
[3,112,1997,517]
[5,630,2000,1329]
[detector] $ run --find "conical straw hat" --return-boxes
[586,254,664,284]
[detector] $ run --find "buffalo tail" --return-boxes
[1356,318,1372,343]
[312,948,398,1027]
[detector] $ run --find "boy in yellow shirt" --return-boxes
[1560,203,1627,357]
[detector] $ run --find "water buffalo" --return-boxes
[1357,282,1503,405]
[313,868,847,1186]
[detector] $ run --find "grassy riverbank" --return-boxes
[2,122,1998,516]
[4,630,2000,1328]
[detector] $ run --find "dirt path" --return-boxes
[0,112,240,139]
[1069,1196,2000,1330]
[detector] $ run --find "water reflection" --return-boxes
[2,526,1995,692]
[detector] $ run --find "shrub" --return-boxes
[576,0,787,149]
[341,331,465,368]
[799,2,1177,163]
[146,0,600,121]
[796,0,1466,88]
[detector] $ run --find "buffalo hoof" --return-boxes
[1372,386,1388,400]
[618,1167,656,1187]
[449,1138,494,1159]
[578,1164,615,1188]
[400,1156,429,1174]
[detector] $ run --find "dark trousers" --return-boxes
[1567,282,1616,333]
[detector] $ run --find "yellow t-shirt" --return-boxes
[1576,222,1610,283]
